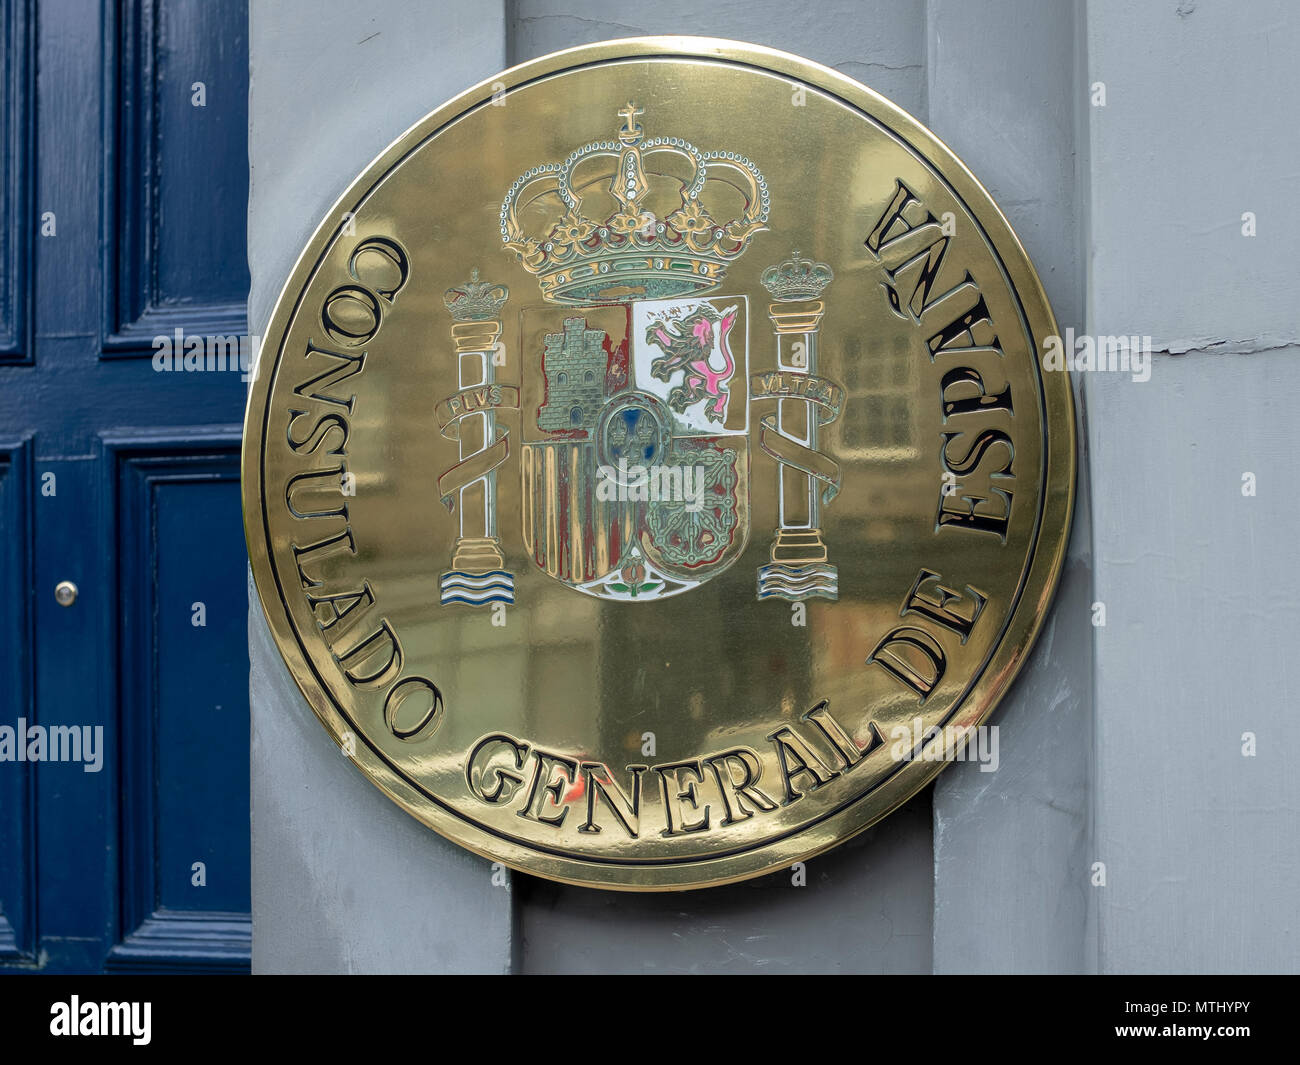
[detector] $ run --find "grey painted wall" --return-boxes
[248,0,1300,973]
[1085,0,1300,974]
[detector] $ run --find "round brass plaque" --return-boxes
[244,38,1075,890]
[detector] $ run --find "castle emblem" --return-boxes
[434,104,844,605]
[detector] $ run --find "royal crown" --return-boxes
[443,268,510,321]
[501,102,769,305]
[760,251,833,302]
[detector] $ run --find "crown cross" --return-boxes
[617,101,645,144]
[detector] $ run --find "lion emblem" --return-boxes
[644,304,740,424]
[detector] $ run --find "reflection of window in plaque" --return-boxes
[838,339,918,461]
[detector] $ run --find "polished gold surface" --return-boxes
[243,38,1075,890]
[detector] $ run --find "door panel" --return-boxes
[147,455,249,917]
[1,0,31,360]
[0,437,33,960]
[0,0,251,973]
[107,436,249,972]
[108,0,249,350]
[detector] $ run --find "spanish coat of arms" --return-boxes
[434,103,844,605]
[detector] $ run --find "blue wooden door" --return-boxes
[0,0,251,973]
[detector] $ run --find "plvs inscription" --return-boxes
[466,701,885,839]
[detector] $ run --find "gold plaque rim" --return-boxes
[242,36,1076,891]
